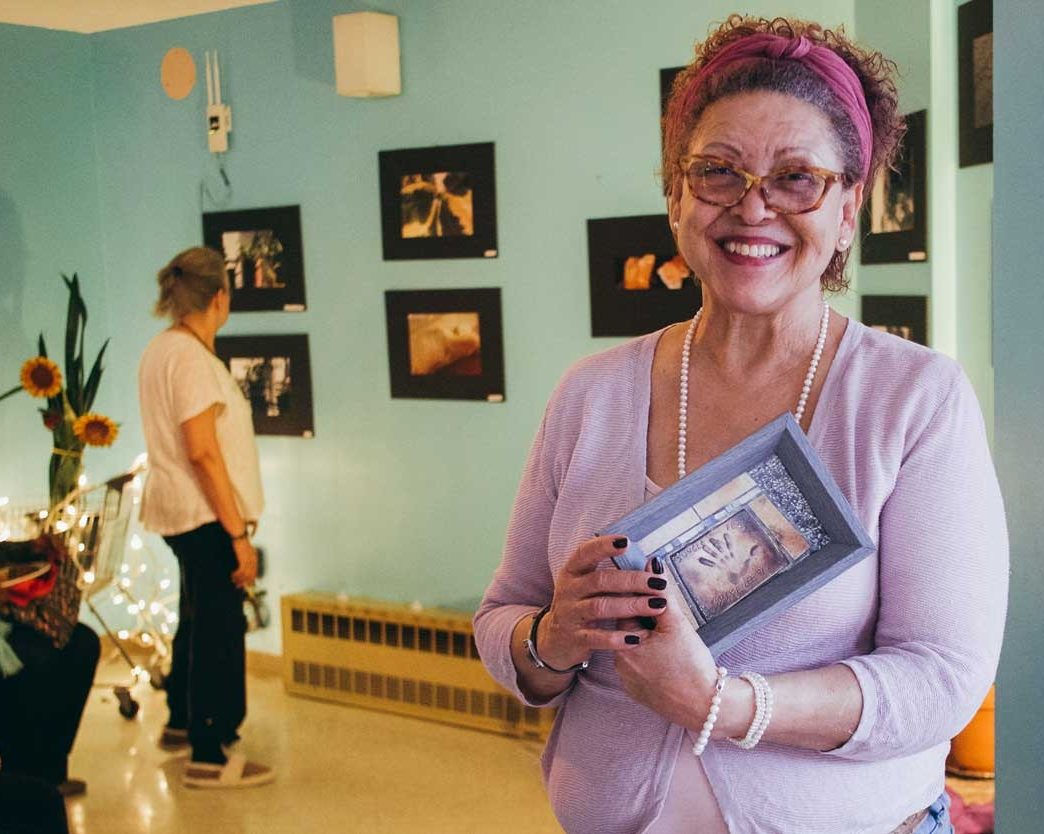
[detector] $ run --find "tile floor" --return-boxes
[66,658,563,834]
[66,658,995,833]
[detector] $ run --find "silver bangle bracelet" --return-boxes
[522,605,590,675]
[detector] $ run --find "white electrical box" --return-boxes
[333,12,401,98]
[205,51,232,152]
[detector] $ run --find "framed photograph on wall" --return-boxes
[214,334,315,437]
[958,0,993,167]
[202,205,306,312]
[860,109,927,264]
[601,413,874,657]
[659,66,684,147]
[378,143,497,261]
[588,214,700,337]
[861,295,928,346]
[384,288,505,402]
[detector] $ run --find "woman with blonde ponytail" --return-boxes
[138,247,273,789]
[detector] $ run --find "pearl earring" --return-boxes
[838,237,850,250]
[673,221,679,229]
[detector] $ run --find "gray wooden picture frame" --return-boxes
[600,413,874,657]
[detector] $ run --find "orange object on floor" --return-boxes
[947,685,995,778]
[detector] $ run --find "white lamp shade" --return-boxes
[333,12,401,98]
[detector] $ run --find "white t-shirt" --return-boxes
[138,328,264,536]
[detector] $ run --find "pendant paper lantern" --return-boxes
[333,12,401,98]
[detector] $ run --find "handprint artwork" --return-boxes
[674,508,790,618]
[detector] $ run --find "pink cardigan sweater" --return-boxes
[474,319,1008,834]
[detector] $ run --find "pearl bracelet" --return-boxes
[691,666,728,757]
[729,672,774,750]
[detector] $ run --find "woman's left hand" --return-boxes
[614,568,719,730]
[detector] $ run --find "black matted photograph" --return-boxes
[601,413,873,657]
[214,334,315,437]
[860,109,927,264]
[378,143,497,261]
[588,214,701,337]
[958,0,993,167]
[202,205,306,312]
[861,295,928,346]
[384,288,505,402]
[660,66,685,146]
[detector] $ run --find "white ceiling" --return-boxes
[0,0,278,33]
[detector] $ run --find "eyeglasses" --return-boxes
[679,155,845,215]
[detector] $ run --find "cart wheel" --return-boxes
[115,687,139,719]
[149,668,168,690]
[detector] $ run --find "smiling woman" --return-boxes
[475,14,1006,834]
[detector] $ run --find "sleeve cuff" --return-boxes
[485,605,573,710]
[822,658,878,758]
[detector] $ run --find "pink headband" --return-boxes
[666,33,873,180]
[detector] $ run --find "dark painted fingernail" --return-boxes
[651,557,664,575]
[638,616,657,630]
[648,597,667,609]
[613,537,628,549]
[624,634,640,645]
[647,577,667,590]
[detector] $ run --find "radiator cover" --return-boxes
[281,593,554,740]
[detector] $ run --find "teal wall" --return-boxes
[2,0,856,654]
[0,24,104,503]
[852,0,994,442]
[993,0,1044,828]
[852,0,931,301]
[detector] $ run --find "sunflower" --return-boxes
[72,412,119,447]
[20,356,63,398]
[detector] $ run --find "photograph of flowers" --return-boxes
[860,109,928,265]
[587,214,701,337]
[958,0,993,167]
[378,143,498,260]
[214,334,315,436]
[202,205,307,312]
[861,295,928,346]
[384,288,505,401]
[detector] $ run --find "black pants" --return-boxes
[163,522,246,763]
[0,771,69,834]
[0,622,100,786]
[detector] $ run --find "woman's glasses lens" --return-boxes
[686,161,828,213]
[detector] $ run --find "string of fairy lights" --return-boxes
[1,454,179,684]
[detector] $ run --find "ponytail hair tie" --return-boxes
[171,265,184,277]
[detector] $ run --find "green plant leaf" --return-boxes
[62,273,87,413]
[82,338,109,412]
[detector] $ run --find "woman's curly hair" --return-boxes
[662,15,906,292]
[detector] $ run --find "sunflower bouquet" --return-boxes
[0,274,117,507]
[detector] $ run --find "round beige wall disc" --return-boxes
[161,47,196,100]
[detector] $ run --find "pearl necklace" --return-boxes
[677,299,830,481]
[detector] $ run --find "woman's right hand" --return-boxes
[231,537,259,588]
[536,536,669,670]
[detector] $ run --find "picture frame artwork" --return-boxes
[600,413,874,657]
[958,0,993,167]
[588,214,701,337]
[202,205,307,312]
[214,334,315,437]
[659,66,685,148]
[378,143,497,260]
[384,288,505,402]
[861,295,928,346]
[860,109,927,264]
